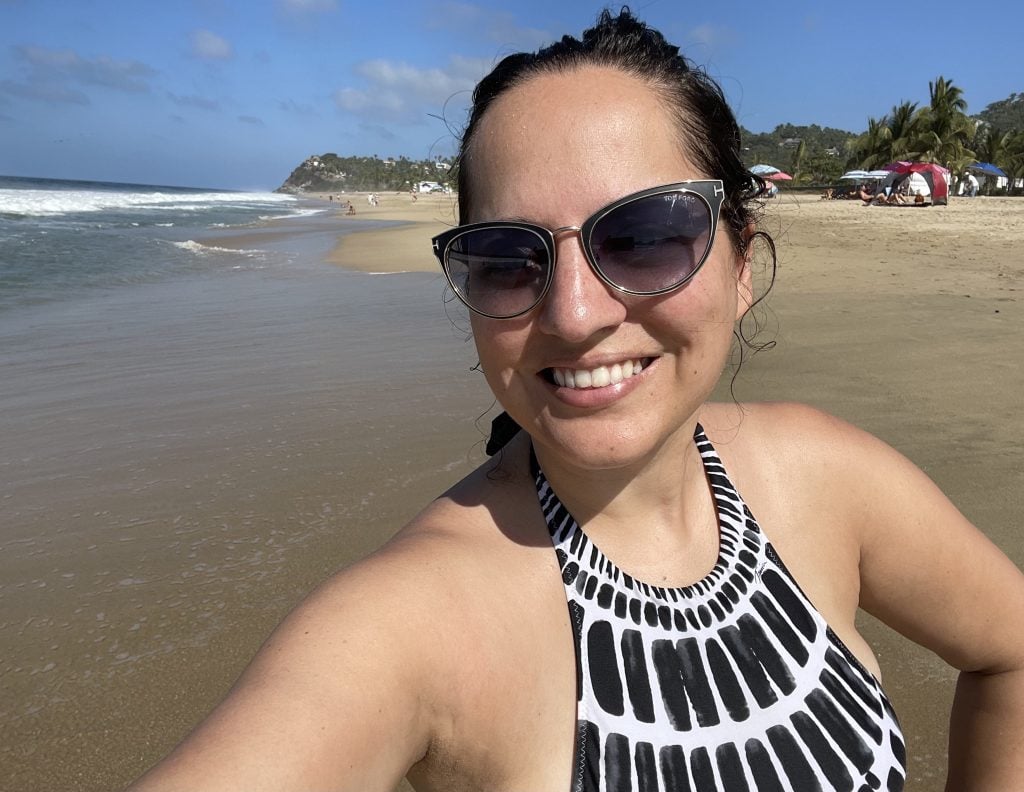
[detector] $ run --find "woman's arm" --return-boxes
[947,665,1024,789]
[126,536,445,792]
[830,417,1024,788]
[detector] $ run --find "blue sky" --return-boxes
[1,0,1019,190]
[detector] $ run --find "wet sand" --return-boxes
[3,192,1022,791]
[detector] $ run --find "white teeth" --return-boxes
[550,359,646,390]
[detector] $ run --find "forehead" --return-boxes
[465,66,699,219]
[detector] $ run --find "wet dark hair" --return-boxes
[455,6,766,254]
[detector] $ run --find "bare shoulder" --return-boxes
[130,450,548,792]
[702,400,879,451]
[699,400,899,496]
[699,399,963,542]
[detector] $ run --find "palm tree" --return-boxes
[917,76,976,180]
[971,125,1013,194]
[886,101,923,161]
[1001,130,1024,195]
[850,116,890,170]
[790,140,806,181]
[849,103,926,170]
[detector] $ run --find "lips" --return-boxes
[546,358,650,389]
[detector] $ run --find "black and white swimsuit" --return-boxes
[534,425,906,792]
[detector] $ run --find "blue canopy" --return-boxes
[967,162,1007,178]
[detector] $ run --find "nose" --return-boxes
[535,229,628,342]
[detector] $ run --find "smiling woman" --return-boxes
[127,9,1024,792]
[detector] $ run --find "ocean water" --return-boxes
[0,175,323,310]
[0,175,488,791]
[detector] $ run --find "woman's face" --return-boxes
[465,66,750,471]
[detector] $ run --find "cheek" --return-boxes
[696,249,744,323]
[471,318,528,385]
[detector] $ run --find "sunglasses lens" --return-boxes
[590,191,712,293]
[445,227,549,317]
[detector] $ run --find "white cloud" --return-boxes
[190,29,233,61]
[687,24,717,49]
[277,0,337,13]
[238,115,264,126]
[427,3,552,50]
[0,46,155,104]
[167,92,221,111]
[0,78,89,104]
[683,23,737,60]
[278,98,317,116]
[333,55,490,125]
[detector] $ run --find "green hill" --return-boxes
[277,153,452,194]
[975,93,1024,132]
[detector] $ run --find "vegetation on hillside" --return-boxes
[277,153,452,194]
[279,86,1023,195]
[977,93,1024,132]
[739,124,852,185]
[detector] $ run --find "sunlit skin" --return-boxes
[466,66,749,477]
[464,67,752,564]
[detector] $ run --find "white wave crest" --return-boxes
[173,240,265,256]
[0,188,297,217]
[259,207,327,220]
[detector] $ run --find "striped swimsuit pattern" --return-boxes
[534,425,906,792]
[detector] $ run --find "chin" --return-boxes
[527,412,686,472]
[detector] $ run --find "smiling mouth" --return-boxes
[543,358,652,389]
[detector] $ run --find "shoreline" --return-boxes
[314,190,458,274]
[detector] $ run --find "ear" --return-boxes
[734,224,755,322]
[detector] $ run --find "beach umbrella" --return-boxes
[887,161,949,176]
[867,170,892,179]
[839,170,871,181]
[966,162,1006,178]
[766,171,792,181]
[880,161,950,204]
[750,164,780,175]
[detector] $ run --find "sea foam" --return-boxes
[0,188,296,217]
[173,240,265,256]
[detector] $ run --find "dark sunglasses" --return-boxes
[431,180,725,319]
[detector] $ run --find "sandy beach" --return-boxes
[3,190,1022,791]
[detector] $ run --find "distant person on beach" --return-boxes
[965,173,980,197]
[129,10,1024,792]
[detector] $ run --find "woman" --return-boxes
[130,10,1024,791]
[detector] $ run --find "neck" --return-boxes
[531,418,719,584]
